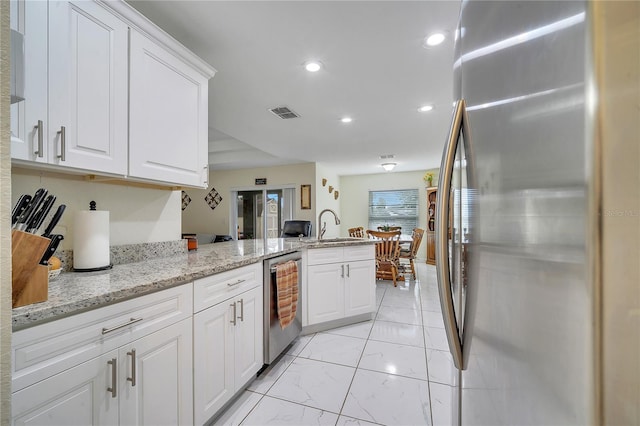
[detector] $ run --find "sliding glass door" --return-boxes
[232,187,294,240]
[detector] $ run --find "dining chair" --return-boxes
[348,226,365,238]
[366,229,402,286]
[399,228,425,280]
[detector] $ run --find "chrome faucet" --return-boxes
[318,209,341,239]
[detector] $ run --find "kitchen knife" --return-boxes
[14,188,47,231]
[11,194,32,226]
[42,204,66,239]
[40,234,64,265]
[26,195,56,234]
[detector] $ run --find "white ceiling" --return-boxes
[127,1,461,176]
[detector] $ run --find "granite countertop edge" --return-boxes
[13,238,374,330]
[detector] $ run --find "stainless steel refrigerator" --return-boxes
[435,1,639,425]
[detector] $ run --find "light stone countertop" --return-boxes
[13,237,375,330]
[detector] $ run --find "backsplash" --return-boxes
[55,239,188,272]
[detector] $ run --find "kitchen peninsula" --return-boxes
[11,238,376,425]
[12,238,374,329]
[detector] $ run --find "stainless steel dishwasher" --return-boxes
[263,251,302,364]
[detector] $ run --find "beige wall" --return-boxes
[339,169,438,260]
[315,163,342,239]
[1,0,12,420]
[11,168,182,250]
[182,163,315,236]
[595,1,640,424]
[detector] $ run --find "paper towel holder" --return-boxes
[73,201,113,272]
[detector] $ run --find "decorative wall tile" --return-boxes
[205,187,223,210]
[181,191,192,211]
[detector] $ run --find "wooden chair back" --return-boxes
[399,228,425,280]
[366,230,402,286]
[366,229,401,241]
[348,226,365,238]
[406,228,425,258]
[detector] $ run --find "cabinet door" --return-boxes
[10,0,48,163]
[193,300,235,424]
[233,286,264,388]
[344,260,376,317]
[307,263,344,325]
[426,233,436,265]
[129,30,209,187]
[12,351,119,425]
[119,318,193,426]
[48,0,128,174]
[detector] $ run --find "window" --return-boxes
[368,189,419,235]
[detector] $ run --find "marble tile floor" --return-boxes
[212,263,455,426]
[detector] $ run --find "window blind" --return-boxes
[368,189,419,235]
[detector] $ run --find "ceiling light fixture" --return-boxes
[304,61,322,72]
[424,32,446,47]
[381,163,396,171]
[341,117,352,123]
[418,104,434,112]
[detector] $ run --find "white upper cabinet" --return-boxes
[10,0,216,188]
[11,0,129,175]
[128,29,210,187]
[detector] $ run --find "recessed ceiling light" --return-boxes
[381,163,397,171]
[424,32,446,47]
[418,105,434,112]
[304,61,322,72]
[341,117,352,123]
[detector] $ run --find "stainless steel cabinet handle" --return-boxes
[436,99,467,370]
[107,358,117,398]
[230,302,237,326]
[346,264,350,278]
[227,279,246,287]
[101,317,143,335]
[34,120,43,157]
[56,126,65,161]
[341,264,345,278]
[238,299,244,322]
[126,349,136,387]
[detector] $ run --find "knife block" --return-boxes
[11,230,50,308]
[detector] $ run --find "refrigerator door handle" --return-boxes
[436,99,466,370]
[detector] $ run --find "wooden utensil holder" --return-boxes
[12,230,50,308]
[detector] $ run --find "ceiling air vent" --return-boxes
[379,154,395,160]
[269,106,300,119]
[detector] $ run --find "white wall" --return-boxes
[11,168,182,250]
[339,169,439,260]
[181,163,315,236]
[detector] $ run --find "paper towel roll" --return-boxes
[73,210,110,270]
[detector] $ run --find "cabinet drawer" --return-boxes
[12,283,192,392]
[307,247,344,265]
[344,245,375,262]
[193,263,262,313]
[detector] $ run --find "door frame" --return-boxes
[229,185,295,240]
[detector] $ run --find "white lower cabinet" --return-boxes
[306,245,376,326]
[12,351,119,425]
[118,318,193,425]
[12,318,192,425]
[11,284,193,425]
[193,285,263,425]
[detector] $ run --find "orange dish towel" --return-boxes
[275,260,299,329]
